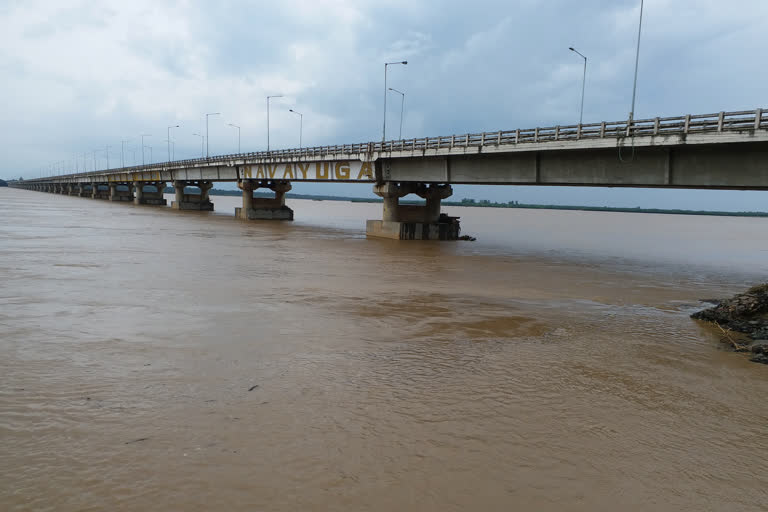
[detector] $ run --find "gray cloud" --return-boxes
[2,0,767,209]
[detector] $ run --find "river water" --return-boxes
[1,187,767,511]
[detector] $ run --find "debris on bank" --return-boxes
[458,235,477,241]
[691,283,768,365]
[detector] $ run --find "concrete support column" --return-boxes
[91,184,99,199]
[367,182,460,240]
[109,183,133,202]
[239,180,255,210]
[373,182,412,221]
[272,181,291,206]
[133,182,167,206]
[416,184,454,223]
[199,181,213,202]
[173,181,186,207]
[235,180,294,220]
[171,180,213,211]
[134,182,144,204]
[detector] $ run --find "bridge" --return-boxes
[10,108,768,239]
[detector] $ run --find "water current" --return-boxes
[1,187,767,511]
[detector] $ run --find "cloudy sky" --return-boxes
[2,0,766,209]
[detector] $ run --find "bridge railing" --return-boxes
[36,108,767,181]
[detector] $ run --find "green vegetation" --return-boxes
[0,179,7,187]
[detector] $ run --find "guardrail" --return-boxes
[28,107,768,181]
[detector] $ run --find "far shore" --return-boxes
[181,187,768,218]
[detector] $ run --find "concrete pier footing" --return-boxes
[134,182,167,206]
[235,180,294,220]
[109,183,134,202]
[366,182,460,240]
[91,184,109,200]
[171,180,214,210]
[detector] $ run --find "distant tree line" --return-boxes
[156,187,768,218]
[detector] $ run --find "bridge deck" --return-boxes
[12,108,768,190]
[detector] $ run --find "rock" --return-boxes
[749,354,768,365]
[750,342,768,354]
[691,283,768,338]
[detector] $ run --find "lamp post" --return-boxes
[105,145,111,170]
[163,140,175,160]
[167,125,179,162]
[288,109,303,149]
[192,133,204,158]
[383,60,407,142]
[145,145,153,164]
[569,47,587,125]
[387,88,405,140]
[266,95,283,151]
[141,134,151,165]
[205,113,220,158]
[630,0,644,123]
[227,123,241,153]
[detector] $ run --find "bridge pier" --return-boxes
[235,180,294,220]
[69,184,80,196]
[92,183,109,199]
[78,184,92,197]
[109,183,134,202]
[134,182,168,205]
[366,182,460,240]
[171,180,214,210]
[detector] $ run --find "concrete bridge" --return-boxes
[10,108,768,239]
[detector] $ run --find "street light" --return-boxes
[105,145,111,170]
[569,47,587,125]
[630,0,644,123]
[387,88,405,140]
[167,125,179,162]
[383,60,407,142]
[192,133,204,158]
[163,140,175,160]
[228,123,241,153]
[266,95,283,151]
[205,113,220,158]
[288,109,303,149]
[145,145,153,164]
[141,134,151,165]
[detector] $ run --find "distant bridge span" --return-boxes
[10,108,768,239]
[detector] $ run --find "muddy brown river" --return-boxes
[1,187,767,511]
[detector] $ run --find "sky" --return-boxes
[1,0,766,210]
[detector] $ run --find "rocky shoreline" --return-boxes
[691,284,768,365]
